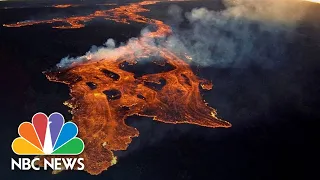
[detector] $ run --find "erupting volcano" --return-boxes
[4,0,231,175]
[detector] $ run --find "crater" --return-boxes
[119,56,175,78]
[86,82,97,90]
[103,89,122,101]
[101,68,120,81]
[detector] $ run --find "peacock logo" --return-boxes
[12,112,84,155]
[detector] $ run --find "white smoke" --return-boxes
[56,28,162,68]
[56,0,308,69]
[165,0,308,67]
[223,0,306,25]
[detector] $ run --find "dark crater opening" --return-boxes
[100,68,120,81]
[86,82,97,90]
[119,56,175,78]
[103,89,121,101]
[143,78,166,91]
[137,94,147,100]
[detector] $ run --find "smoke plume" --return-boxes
[57,0,308,69]
[165,0,307,68]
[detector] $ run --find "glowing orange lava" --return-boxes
[53,4,74,8]
[3,1,161,29]
[5,0,231,175]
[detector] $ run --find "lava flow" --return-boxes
[5,0,231,175]
[3,1,163,29]
[52,4,74,8]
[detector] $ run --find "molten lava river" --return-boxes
[4,1,231,175]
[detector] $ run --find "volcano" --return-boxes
[4,1,231,175]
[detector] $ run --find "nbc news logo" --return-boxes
[11,112,85,171]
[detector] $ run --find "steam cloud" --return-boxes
[165,0,307,68]
[57,0,307,69]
